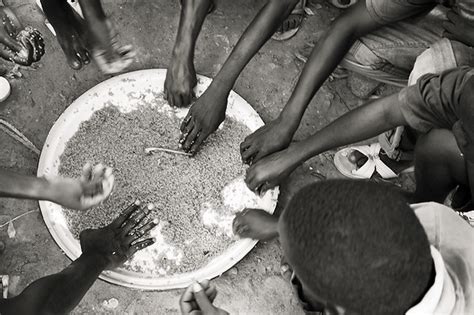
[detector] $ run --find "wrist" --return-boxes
[30,176,56,201]
[81,251,111,269]
[287,141,310,165]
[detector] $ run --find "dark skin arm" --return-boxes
[245,93,406,191]
[179,0,300,155]
[240,1,383,165]
[0,201,156,315]
[164,0,214,108]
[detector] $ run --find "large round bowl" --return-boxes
[37,69,279,290]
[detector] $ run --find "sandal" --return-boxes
[334,143,414,179]
[272,0,306,41]
[330,0,358,9]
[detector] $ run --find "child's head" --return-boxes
[278,180,433,315]
[454,75,474,161]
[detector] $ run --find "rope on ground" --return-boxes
[0,118,40,156]
[0,208,39,229]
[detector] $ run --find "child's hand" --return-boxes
[164,54,197,108]
[443,11,474,48]
[180,281,228,315]
[79,200,157,269]
[47,163,115,211]
[240,116,296,165]
[233,208,279,241]
[179,89,227,155]
[245,147,298,194]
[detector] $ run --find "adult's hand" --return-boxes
[180,280,228,315]
[179,89,227,155]
[79,200,157,269]
[443,11,474,47]
[245,147,300,193]
[240,116,296,165]
[164,54,197,108]
[48,163,115,211]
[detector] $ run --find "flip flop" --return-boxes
[272,0,306,41]
[334,143,414,179]
[330,0,359,9]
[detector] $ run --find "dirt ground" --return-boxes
[0,1,412,314]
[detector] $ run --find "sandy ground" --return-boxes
[0,1,413,314]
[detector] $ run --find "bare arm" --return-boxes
[240,1,384,164]
[210,0,299,93]
[179,0,301,153]
[245,93,408,190]
[0,253,109,315]
[0,202,156,315]
[290,93,406,163]
[0,164,114,211]
[0,169,55,201]
[279,1,381,130]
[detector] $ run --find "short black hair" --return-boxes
[280,180,433,314]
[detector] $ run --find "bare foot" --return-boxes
[232,208,279,241]
[0,7,44,65]
[42,0,90,69]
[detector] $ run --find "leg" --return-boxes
[164,0,214,108]
[40,0,90,69]
[341,8,447,87]
[413,129,468,203]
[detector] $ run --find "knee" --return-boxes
[415,129,458,164]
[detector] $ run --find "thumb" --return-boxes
[193,282,216,313]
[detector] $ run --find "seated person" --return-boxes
[0,162,114,210]
[243,67,474,206]
[0,200,157,314]
[39,0,135,74]
[240,0,474,173]
[185,180,473,314]
[0,4,44,66]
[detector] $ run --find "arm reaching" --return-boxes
[0,201,157,315]
[241,1,382,164]
[179,0,300,155]
[0,163,114,211]
[164,0,214,108]
[245,93,407,191]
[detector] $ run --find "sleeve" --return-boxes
[365,0,435,25]
[397,67,474,133]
